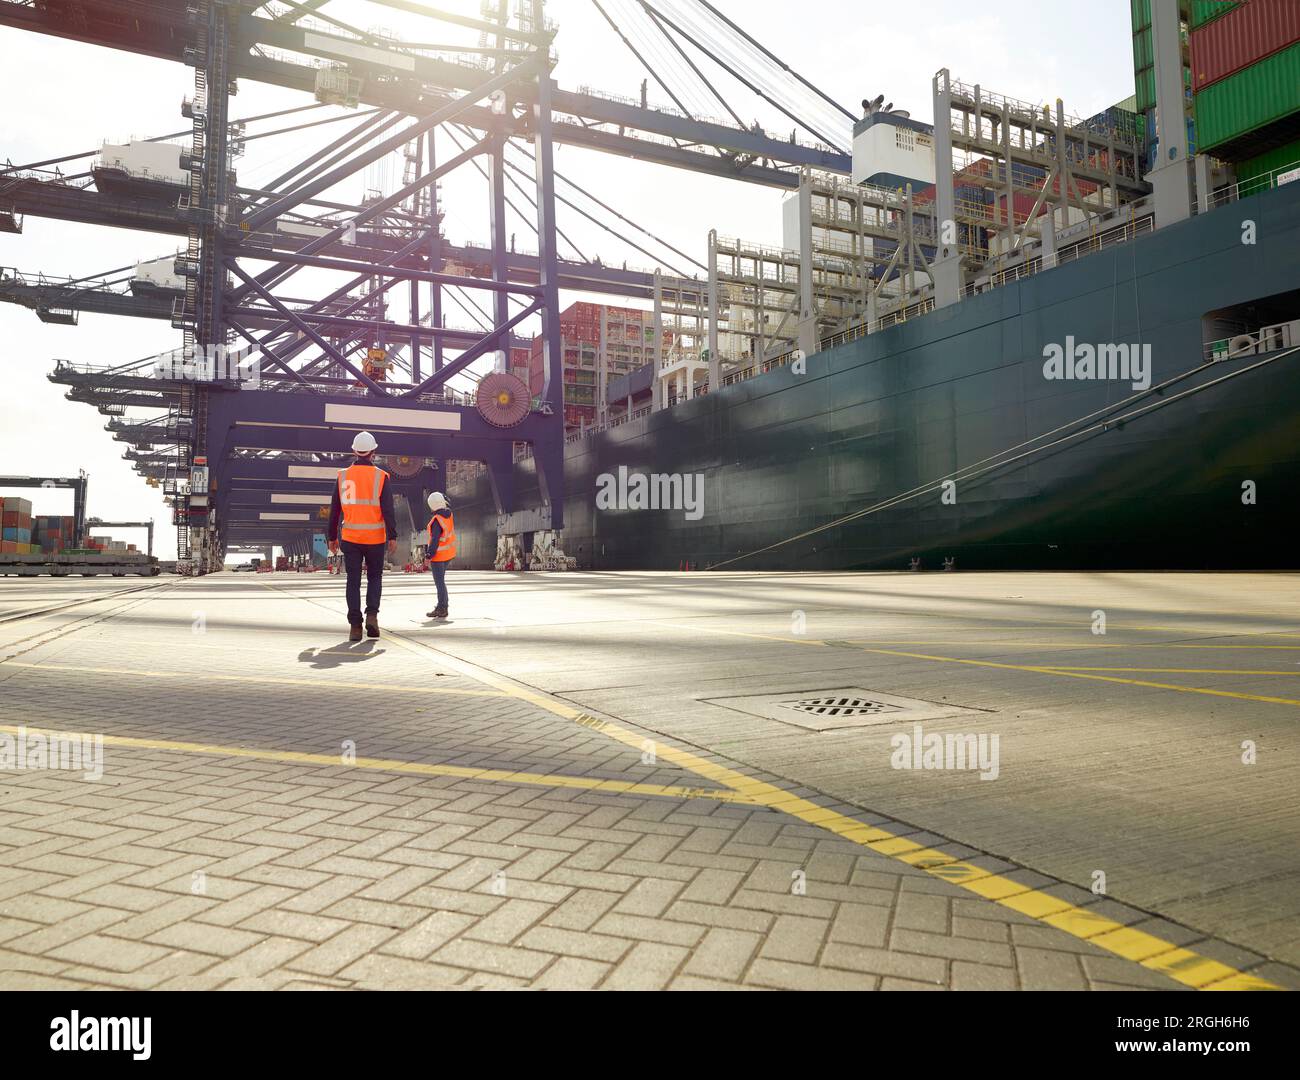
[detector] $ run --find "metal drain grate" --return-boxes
[783,696,900,717]
[703,686,984,732]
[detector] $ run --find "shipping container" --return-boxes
[1194,42,1300,152]
[1136,67,1157,113]
[1191,0,1300,90]
[1190,0,1239,30]
[1131,0,1151,32]
[1235,136,1300,190]
[1133,25,1154,72]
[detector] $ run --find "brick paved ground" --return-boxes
[0,571,1296,990]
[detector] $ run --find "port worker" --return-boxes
[328,431,396,641]
[425,491,456,619]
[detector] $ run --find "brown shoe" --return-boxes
[365,614,379,638]
[349,624,362,642]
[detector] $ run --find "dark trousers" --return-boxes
[341,540,385,624]
[430,560,449,609]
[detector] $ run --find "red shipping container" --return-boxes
[1,511,16,527]
[993,191,1048,225]
[1191,0,1300,90]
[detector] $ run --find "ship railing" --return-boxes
[557,212,1155,446]
[959,214,1153,299]
[1201,158,1300,213]
[1203,319,1300,363]
[819,297,937,351]
[560,405,654,444]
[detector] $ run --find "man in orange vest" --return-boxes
[425,491,456,619]
[327,431,396,640]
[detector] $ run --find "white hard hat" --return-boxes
[427,491,448,511]
[351,431,378,454]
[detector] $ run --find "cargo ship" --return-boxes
[447,177,1300,571]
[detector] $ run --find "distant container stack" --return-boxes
[1,496,34,553]
[32,514,78,554]
[526,302,669,432]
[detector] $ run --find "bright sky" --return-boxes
[0,0,1135,559]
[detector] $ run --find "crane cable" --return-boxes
[659,0,850,146]
[590,0,695,119]
[690,0,856,123]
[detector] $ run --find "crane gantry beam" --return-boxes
[0,0,855,571]
[0,0,849,184]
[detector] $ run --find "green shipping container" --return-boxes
[1195,43,1300,152]
[1236,137,1300,189]
[1131,0,1150,32]
[1135,67,1157,112]
[1133,26,1153,72]
[1190,0,1239,30]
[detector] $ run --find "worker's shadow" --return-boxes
[418,617,455,627]
[297,639,386,669]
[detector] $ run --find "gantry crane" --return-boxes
[0,0,874,570]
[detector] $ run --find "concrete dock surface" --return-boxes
[0,569,1296,990]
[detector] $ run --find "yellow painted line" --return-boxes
[644,620,825,647]
[668,601,1300,638]
[259,583,1280,990]
[650,622,1300,655]
[1038,666,1300,676]
[0,661,506,698]
[651,623,1300,710]
[829,645,1300,709]
[0,722,753,804]
[1016,667,1300,708]
[380,626,1281,991]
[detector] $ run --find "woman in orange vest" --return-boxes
[425,491,456,619]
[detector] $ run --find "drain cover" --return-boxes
[784,696,900,718]
[702,686,982,732]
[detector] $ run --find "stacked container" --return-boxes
[527,301,668,432]
[1191,0,1300,159]
[1,496,34,553]
[1190,1,1240,31]
[35,515,77,552]
[1130,0,1196,173]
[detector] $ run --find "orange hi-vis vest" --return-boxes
[338,463,388,544]
[427,511,457,562]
